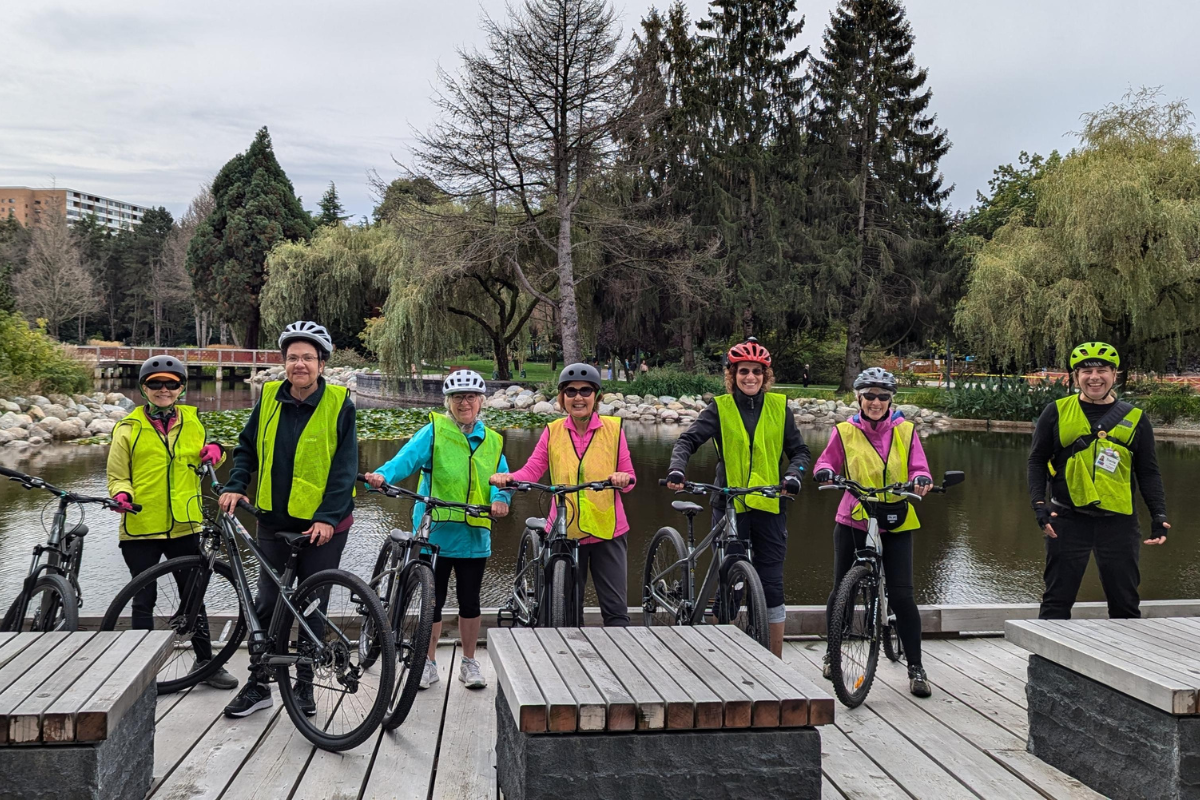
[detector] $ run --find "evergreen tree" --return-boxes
[806,0,951,390]
[315,182,348,226]
[0,215,29,314]
[120,208,177,344]
[187,127,313,347]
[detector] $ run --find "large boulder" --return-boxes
[0,430,11,445]
[53,419,86,440]
[47,393,71,406]
[532,401,555,415]
[26,405,45,421]
[105,393,126,405]
[108,409,129,421]
[513,395,535,410]
[701,393,715,404]
[898,404,921,419]
[0,412,27,430]
[625,395,642,405]
[601,393,623,404]
[76,411,95,425]
[0,400,19,413]
[657,395,677,405]
[797,413,817,424]
[598,403,615,416]
[5,426,28,441]
[505,384,523,396]
[116,396,135,411]
[42,404,70,421]
[488,397,513,410]
[28,395,51,407]
[87,418,117,436]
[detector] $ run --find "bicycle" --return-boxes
[358,473,492,729]
[496,480,615,629]
[821,470,964,708]
[0,466,139,632]
[642,479,788,649]
[100,463,394,752]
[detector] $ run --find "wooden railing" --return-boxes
[65,346,282,367]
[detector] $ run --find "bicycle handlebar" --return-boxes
[0,465,142,512]
[658,477,791,500]
[196,463,261,517]
[816,472,962,502]
[507,480,615,495]
[357,473,492,518]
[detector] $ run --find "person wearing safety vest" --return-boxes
[667,339,810,658]
[491,363,637,627]
[363,369,513,691]
[218,321,358,719]
[813,367,935,698]
[107,355,238,692]
[1028,342,1169,621]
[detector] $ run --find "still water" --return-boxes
[2,413,1198,615]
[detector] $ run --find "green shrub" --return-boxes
[943,377,1070,421]
[1135,393,1200,424]
[622,368,725,399]
[897,370,921,388]
[784,387,839,401]
[0,312,91,396]
[1125,378,1194,397]
[903,389,947,410]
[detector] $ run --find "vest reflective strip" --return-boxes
[428,412,503,530]
[547,416,621,540]
[256,381,349,520]
[836,420,920,532]
[1051,395,1142,514]
[120,405,207,539]
[714,393,786,514]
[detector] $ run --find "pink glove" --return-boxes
[199,443,223,466]
[111,492,134,514]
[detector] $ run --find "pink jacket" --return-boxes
[508,415,637,545]
[813,411,932,530]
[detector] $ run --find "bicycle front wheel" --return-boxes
[101,555,246,695]
[511,529,542,626]
[359,540,399,672]
[383,562,434,730]
[719,560,769,649]
[828,564,880,708]
[547,558,571,628]
[642,527,688,628]
[883,616,904,663]
[1,574,78,632]
[272,569,394,752]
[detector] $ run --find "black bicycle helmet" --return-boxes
[558,362,602,390]
[138,355,186,384]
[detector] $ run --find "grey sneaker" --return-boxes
[822,652,833,681]
[458,656,486,689]
[191,659,239,691]
[419,658,439,690]
[909,664,932,698]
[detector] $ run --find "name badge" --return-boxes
[1096,448,1120,473]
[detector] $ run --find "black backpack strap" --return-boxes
[1095,400,1135,439]
[1051,400,1135,474]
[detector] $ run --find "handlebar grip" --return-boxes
[658,478,668,486]
[129,503,143,513]
[0,466,24,479]
[357,472,368,481]
[236,499,260,516]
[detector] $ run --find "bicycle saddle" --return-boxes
[525,517,550,534]
[389,528,414,543]
[671,501,704,517]
[276,531,312,548]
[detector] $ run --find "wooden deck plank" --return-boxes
[42,630,147,742]
[625,626,723,729]
[77,631,173,741]
[603,627,694,729]
[948,636,1031,683]
[817,720,910,800]
[293,664,390,800]
[214,708,312,798]
[580,628,665,730]
[712,626,836,726]
[694,626,806,726]
[677,626,780,727]
[922,640,1029,709]
[0,631,72,697]
[361,645,455,800]
[430,645,498,800]
[151,703,279,800]
[488,629,547,733]
[7,631,121,743]
[821,775,845,798]
[559,628,638,731]
[533,628,605,732]
[1069,619,1200,685]
[650,626,752,728]
[1110,618,1200,664]
[509,628,578,733]
[0,631,94,743]
[988,749,1106,799]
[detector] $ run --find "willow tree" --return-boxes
[955,90,1200,371]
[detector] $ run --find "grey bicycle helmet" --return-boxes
[278,320,333,360]
[853,367,897,393]
[443,369,487,395]
[558,362,601,390]
[138,355,186,384]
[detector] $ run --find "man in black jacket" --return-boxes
[1027,341,1168,620]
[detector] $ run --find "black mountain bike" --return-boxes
[822,470,964,708]
[0,466,139,632]
[497,481,615,629]
[359,474,491,729]
[101,464,394,752]
[642,479,786,649]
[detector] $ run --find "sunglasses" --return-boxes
[145,379,183,391]
[562,387,596,398]
[861,392,892,403]
[736,366,764,376]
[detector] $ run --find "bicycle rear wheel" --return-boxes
[383,563,434,730]
[271,569,394,752]
[1,575,78,632]
[642,527,688,627]
[511,529,542,626]
[828,564,880,708]
[719,560,769,649]
[547,558,571,628]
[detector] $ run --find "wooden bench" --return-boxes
[489,625,834,800]
[0,630,172,800]
[1007,617,1200,800]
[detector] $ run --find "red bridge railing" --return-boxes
[65,346,283,367]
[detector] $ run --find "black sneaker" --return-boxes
[223,681,272,718]
[908,665,932,698]
[293,680,316,717]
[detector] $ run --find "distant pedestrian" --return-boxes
[639,359,649,375]
[802,364,811,388]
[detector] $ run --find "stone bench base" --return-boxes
[495,692,822,800]
[0,682,155,800]
[1028,654,1200,800]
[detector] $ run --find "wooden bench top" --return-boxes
[0,630,172,744]
[488,625,834,734]
[1006,617,1200,715]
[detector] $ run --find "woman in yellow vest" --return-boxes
[491,363,637,626]
[107,355,237,691]
[667,339,810,657]
[813,367,934,698]
[364,370,512,691]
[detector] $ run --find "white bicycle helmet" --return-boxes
[278,320,333,359]
[853,367,897,393]
[443,369,487,396]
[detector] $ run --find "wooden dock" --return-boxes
[149,635,1100,799]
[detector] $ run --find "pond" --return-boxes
[2,418,1197,616]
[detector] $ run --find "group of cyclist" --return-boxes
[101,321,1170,714]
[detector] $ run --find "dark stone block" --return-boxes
[0,682,156,800]
[496,690,822,800]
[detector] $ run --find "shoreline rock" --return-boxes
[0,391,133,458]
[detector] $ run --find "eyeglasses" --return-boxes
[736,367,764,377]
[451,394,481,404]
[562,387,595,398]
[144,379,183,391]
[861,392,893,403]
[286,354,320,365]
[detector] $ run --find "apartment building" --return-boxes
[0,187,148,230]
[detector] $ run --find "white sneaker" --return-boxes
[458,656,487,689]
[419,658,439,690]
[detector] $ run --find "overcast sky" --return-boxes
[2,1,1197,221]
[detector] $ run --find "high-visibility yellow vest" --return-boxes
[836,420,921,532]
[715,393,786,513]
[427,412,503,529]
[547,416,622,539]
[115,405,207,539]
[1049,395,1142,515]
[256,381,351,520]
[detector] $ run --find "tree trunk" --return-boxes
[153,298,162,346]
[493,335,511,380]
[741,306,754,340]
[840,312,866,392]
[556,206,581,364]
[681,324,695,372]
[243,306,260,350]
[219,321,228,346]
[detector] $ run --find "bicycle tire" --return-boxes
[359,540,398,671]
[383,563,434,730]
[720,560,769,649]
[828,564,880,708]
[883,618,904,664]
[548,558,570,628]
[271,569,394,752]
[1,574,78,632]
[512,528,542,627]
[642,527,688,627]
[100,555,246,695]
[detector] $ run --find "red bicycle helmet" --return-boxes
[727,337,772,367]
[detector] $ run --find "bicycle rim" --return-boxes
[642,528,688,627]
[722,560,769,649]
[829,564,880,708]
[359,541,398,672]
[383,564,434,730]
[512,529,541,626]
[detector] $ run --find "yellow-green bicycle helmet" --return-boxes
[1069,341,1120,370]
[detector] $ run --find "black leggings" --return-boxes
[826,524,923,667]
[120,534,213,662]
[433,556,487,623]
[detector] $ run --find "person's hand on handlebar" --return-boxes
[912,475,932,498]
[782,474,802,497]
[665,470,686,491]
[491,500,510,518]
[218,491,249,515]
[489,473,514,488]
[608,472,633,489]
[813,468,834,485]
[363,472,386,490]
[109,492,134,514]
[304,520,334,546]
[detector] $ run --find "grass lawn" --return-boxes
[443,358,557,384]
